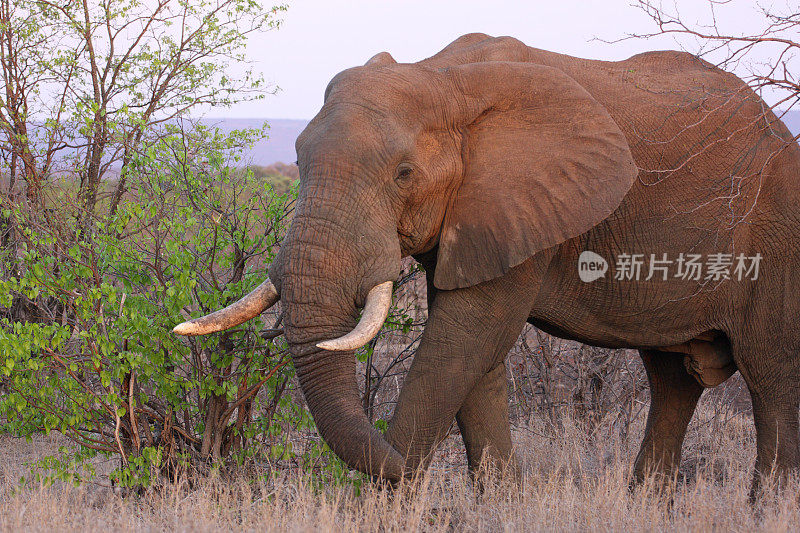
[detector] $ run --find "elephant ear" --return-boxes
[434,62,638,290]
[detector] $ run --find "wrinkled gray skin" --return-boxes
[201,34,800,493]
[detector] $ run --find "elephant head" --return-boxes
[173,52,637,480]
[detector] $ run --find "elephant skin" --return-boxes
[184,33,800,494]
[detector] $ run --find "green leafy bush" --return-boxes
[0,0,379,490]
[0,124,329,487]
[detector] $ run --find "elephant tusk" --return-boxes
[172,278,279,336]
[316,281,393,351]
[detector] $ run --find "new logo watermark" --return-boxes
[577,251,762,282]
[578,251,609,282]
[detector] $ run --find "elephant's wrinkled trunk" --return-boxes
[270,209,405,480]
[291,339,405,480]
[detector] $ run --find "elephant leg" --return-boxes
[385,257,547,475]
[732,340,800,496]
[456,362,519,477]
[749,390,800,494]
[633,349,704,484]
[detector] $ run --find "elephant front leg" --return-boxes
[384,261,543,476]
[457,362,520,479]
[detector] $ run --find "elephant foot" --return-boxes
[469,449,523,492]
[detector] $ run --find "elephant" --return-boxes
[173,33,800,493]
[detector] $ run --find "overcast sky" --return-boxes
[209,0,775,119]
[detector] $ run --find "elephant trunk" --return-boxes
[290,334,406,480]
[270,211,405,480]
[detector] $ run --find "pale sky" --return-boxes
[210,0,779,119]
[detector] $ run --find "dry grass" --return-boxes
[2,400,800,532]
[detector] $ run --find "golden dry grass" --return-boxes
[2,403,799,532]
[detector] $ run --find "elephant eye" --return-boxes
[395,163,414,185]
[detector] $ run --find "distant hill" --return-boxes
[250,162,300,194]
[202,118,308,166]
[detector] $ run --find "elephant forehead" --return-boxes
[296,104,417,162]
[323,66,452,121]
[326,64,437,100]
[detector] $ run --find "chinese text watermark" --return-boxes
[578,251,761,283]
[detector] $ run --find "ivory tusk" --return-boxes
[172,278,279,336]
[316,281,393,351]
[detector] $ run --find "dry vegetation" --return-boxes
[4,253,797,531]
[3,394,800,532]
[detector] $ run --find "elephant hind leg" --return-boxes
[731,339,800,498]
[633,349,704,484]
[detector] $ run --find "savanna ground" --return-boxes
[3,374,800,532]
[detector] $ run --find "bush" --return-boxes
[0,124,336,488]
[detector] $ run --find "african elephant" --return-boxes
[173,33,800,493]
